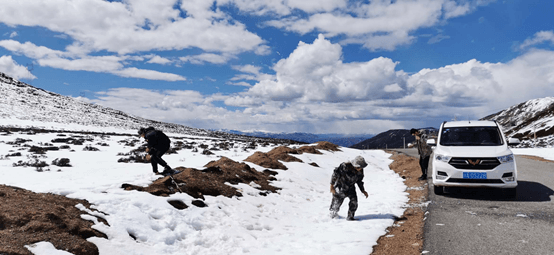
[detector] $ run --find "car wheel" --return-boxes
[504,187,517,199]
[434,185,444,195]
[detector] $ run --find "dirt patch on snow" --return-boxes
[0,185,107,255]
[244,142,336,170]
[371,151,428,255]
[122,156,280,201]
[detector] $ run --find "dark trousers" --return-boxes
[329,189,358,219]
[419,155,430,177]
[150,148,169,173]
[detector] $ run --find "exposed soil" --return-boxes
[122,142,335,205]
[122,156,281,200]
[243,142,339,170]
[371,151,429,255]
[0,185,108,255]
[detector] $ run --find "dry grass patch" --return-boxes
[371,151,428,255]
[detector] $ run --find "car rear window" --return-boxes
[440,126,504,146]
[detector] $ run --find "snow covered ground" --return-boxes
[513,147,554,161]
[0,124,408,255]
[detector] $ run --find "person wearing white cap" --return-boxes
[329,156,369,220]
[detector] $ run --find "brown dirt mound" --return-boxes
[244,151,288,170]
[296,145,323,154]
[122,157,280,200]
[244,144,335,170]
[371,151,428,255]
[314,141,341,151]
[0,185,107,255]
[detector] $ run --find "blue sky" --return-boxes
[1,0,554,134]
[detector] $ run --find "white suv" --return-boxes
[428,121,520,198]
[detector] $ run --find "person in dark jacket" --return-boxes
[329,156,369,221]
[138,127,172,175]
[411,128,432,181]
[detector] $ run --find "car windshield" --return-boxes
[440,126,504,146]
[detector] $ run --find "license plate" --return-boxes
[463,172,487,179]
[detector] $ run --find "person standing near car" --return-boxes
[411,128,433,181]
[329,156,369,221]
[138,127,173,175]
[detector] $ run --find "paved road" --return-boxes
[392,149,554,255]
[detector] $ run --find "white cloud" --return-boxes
[0,0,267,55]
[519,30,554,50]
[180,53,235,65]
[146,55,172,65]
[0,55,36,80]
[0,40,186,81]
[244,35,408,102]
[9,32,17,38]
[87,36,554,134]
[112,67,186,81]
[88,46,554,134]
[428,34,450,44]
[254,0,493,51]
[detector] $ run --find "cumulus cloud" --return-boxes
[0,0,267,55]
[0,55,36,80]
[87,36,554,134]
[243,35,408,102]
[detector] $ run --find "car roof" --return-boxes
[443,120,498,128]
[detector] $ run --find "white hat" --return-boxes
[350,156,368,168]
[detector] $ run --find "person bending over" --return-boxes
[138,127,173,175]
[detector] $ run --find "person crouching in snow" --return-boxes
[138,127,173,175]
[329,156,369,221]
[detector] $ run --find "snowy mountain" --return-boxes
[481,97,554,147]
[0,72,293,144]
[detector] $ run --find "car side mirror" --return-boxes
[427,138,436,146]
[508,138,520,146]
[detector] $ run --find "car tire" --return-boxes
[434,185,444,195]
[504,187,517,199]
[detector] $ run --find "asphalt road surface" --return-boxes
[393,148,554,255]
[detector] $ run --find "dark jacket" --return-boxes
[414,133,432,157]
[330,162,365,194]
[144,129,170,154]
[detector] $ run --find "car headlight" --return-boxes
[497,154,514,164]
[435,154,451,163]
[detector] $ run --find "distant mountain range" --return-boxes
[224,130,373,147]
[350,128,437,149]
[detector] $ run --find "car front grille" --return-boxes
[448,157,500,170]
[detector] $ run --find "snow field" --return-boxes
[1,130,408,255]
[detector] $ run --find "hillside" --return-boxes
[482,97,554,147]
[0,72,294,144]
